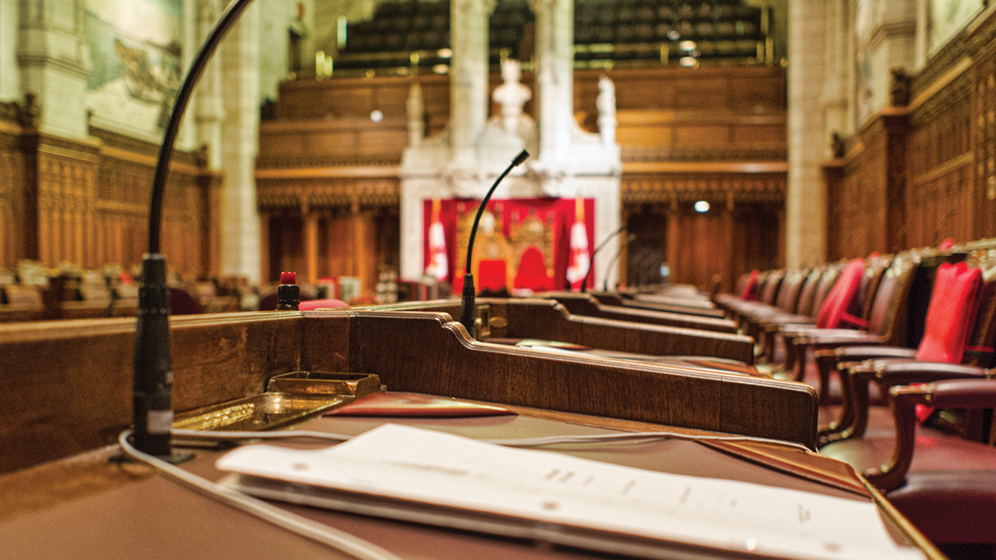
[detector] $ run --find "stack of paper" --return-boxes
[217,424,924,560]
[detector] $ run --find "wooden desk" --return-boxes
[0,402,942,560]
[536,292,735,332]
[0,311,941,559]
[366,298,755,364]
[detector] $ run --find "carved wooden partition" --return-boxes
[523,291,738,333]
[825,13,996,260]
[0,310,812,474]
[304,309,810,443]
[0,103,220,276]
[364,297,754,362]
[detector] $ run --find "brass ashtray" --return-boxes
[266,371,381,399]
[173,393,347,431]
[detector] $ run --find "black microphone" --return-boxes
[132,0,253,460]
[580,224,626,293]
[602,233,636,292]
[459,149,529,338]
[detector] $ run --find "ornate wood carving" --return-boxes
[0,122,218,277]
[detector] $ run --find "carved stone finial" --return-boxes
[596,75,616,145]
[18,92,40,129]
[889,67,912,107]
[831,131,846,159]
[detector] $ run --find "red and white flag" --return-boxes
[565,199,590,290]
[425,199,449,281]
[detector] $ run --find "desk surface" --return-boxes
[0,398,940,560]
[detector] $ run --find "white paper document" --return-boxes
[216,424,925,560]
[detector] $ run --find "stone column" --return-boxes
[220,1,261,283]
[449,0,494,168]
[529,0,573,168]
[0,0,21,100]
[823,0,853,140]
[258,212,270,284]
[786,0,827,268]
[407,81,424,148]
[17,0,90,139]
[304,209,319,284]
[195,0,225,169]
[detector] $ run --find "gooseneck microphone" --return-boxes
[459,149,530,338]
[133,0,254,459]
[580,224,626,293]
[602,233,636,292]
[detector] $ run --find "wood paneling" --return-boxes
[0,107,218,277]
[0,310,813,474]
[826,11,996,257]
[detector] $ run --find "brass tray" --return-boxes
[173,392,349,431]
[266,371,382,398]
[173,372,382,431]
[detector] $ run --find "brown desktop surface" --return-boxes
[0,400,939,560]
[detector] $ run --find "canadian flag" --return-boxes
[565,199,590,290]
[425,199,449,281]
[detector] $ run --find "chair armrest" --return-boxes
[812,346,916,409]
[832,345,918,363]
[861,361,992,387]
[927,378,996,408]
[793,332,881,347]
[864,379,996,492]
[863,384,926,492]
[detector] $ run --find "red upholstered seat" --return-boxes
[818,259,990,446]
[478,260,507,292]
[514,246,552,292]
[915,262,982,364]
[815,258,865,329]
[820,379,996,546]
[168,287,203,315]
[739,269,759,301]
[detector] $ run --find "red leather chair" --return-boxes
[820,378,996,549]
[513,246,552,292]
[820,256,996,444]
[773,254,919,388]
[478,260,508,292]
[168,287,203,315]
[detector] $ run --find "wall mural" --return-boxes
[930,0,986,54]
[86,0,182,136]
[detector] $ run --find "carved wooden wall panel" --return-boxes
[621,166,785,292]
[0,124,26,269]
[826,112,906,261]
[970,24,996,239]
[828,11,996,258]
[906,70,973,248]
[0,117,218,278]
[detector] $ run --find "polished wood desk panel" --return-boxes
[365,298,755,363]
[0,404,942,560]
[536,292,737,333]
[1,310,807,475]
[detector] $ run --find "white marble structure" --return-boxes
[399,0,621,287]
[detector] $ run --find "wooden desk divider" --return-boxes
[0,309,814,475]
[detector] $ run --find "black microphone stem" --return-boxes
[134,0,254,459]
[460,149,529,338]
[580,224,626,293]
[603,233,636,292]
